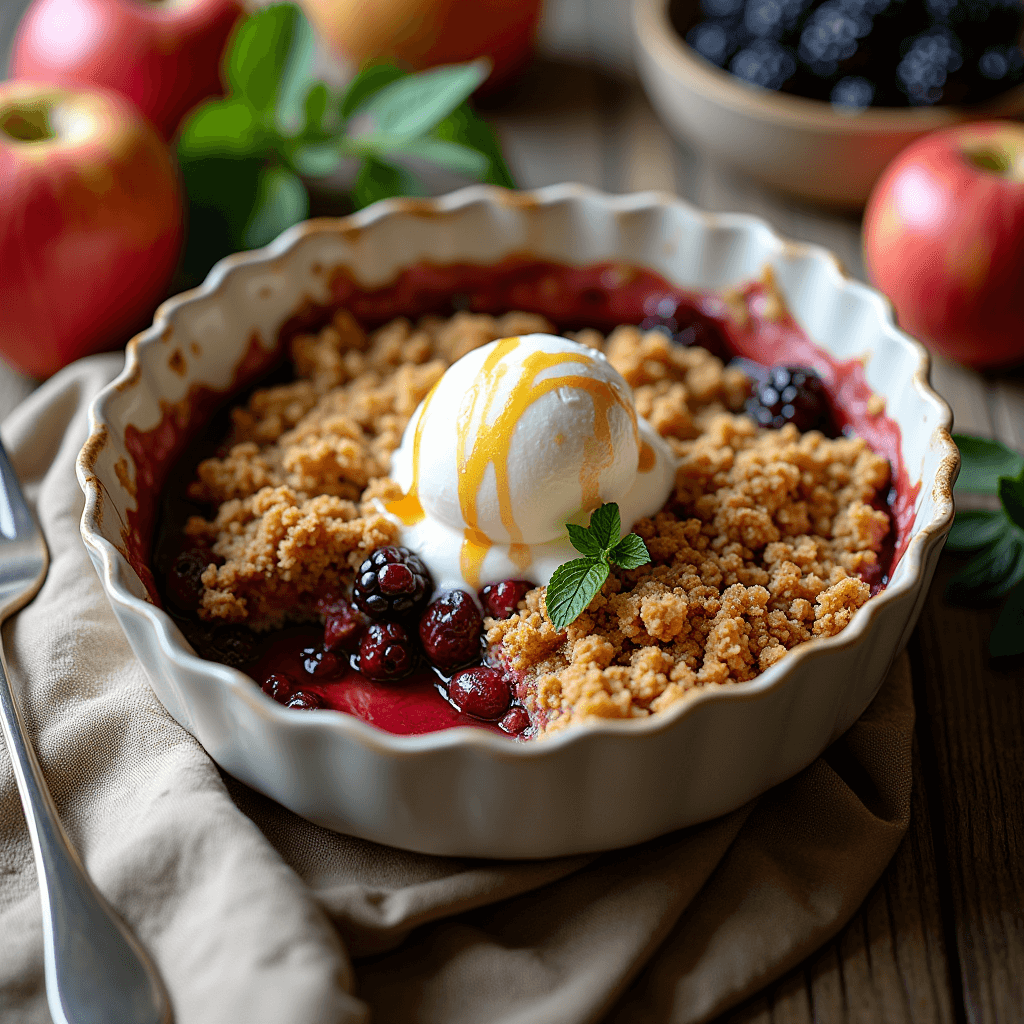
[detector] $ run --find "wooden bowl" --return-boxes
[632,0,1024,208]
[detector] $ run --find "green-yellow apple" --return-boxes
[0,81,183,378]
[300,0,543,91]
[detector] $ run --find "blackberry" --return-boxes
[896,28,962,105]
[419,590,482,673]
[744,0,810,39]
[686,21,737,65]
[798,3,865,77]
[745,366,837,434]
[353,546,432,619]
[831,74,875,108]
[730,39,797,89]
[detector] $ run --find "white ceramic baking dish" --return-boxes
[77,184,957,858]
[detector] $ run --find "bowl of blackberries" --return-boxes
[633,0,1024,206]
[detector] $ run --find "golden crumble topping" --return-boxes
[183,306,891,734]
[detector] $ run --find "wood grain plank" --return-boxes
[910,561,1024,1023]
[489,60,606,191]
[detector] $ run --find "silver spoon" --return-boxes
[0,441,172,1024]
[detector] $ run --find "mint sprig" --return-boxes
[545,503,652,632]
[177,3,515,284]
[946,434,1024,658]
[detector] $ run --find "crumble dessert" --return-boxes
[172,296,891,739]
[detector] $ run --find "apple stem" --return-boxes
[967,147,1014,176]
[1,108,54,144]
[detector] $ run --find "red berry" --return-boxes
[499,707,530,735]
[353,546,432,619]
[285,690,325,710]
[479,579,534,620]
[301,646,342,678]
[261,673,293,702]
[323,601,368,653]
[449,667,512,720]
[358,622,417,681]
[419,590,482,672]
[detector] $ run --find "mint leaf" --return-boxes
[178,98,271,160]
[946,510,1007,552]
[274,9,315,135]
[545,558,609,632]
[352,157,424,209]
[566,522,603,557]
[990,581,1024,658]
[301,82,333,142]
[241,166,308,249]
[289,142,342,177]
[609,532,651,570]
[340,63,407,119]
[352,61,488,151]
[999,475,1024,532]
[946,530,1024,602]
[436,104,516,188]
[954,435,1024,495]
[397,136,491,178]
[227,4,301,115]
[587,503,622,550]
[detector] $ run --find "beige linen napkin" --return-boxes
[0,356,913,1024]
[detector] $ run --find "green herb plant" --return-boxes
[545,503,652,632]
[176,3,515,284]
[946,434,1024,657]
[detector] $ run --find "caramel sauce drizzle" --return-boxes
[455,337,636,587]
[385,379,440,526]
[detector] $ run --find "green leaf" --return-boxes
[227,4,302,115]
[352,61,488,151]
[609,533,652,570]
[587,503,622,550]
[953,434,1024,495]
[566,522,603,557]
[340,63,407,120]
[545,558,610,632]
[946,510,1008,552]
[990,581,1024,658]
[946,529,1024,602]
[274,9,315,135]
[999,475,1024,531]
[289,142,342,177]
[351,156,424,209]
[177,98,272,161]
[436,104,516,188]
[241,166,308,249]
[301,82,334,142]
[395,136,491,178]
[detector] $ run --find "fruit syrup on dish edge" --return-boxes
[152,267,907,739]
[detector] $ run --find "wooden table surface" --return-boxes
[3,2,1022,1021]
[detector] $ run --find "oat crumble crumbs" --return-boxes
[184,308,891,735]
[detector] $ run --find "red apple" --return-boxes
[0,81,183,379]
[300,0,543,92]
[863,121,1024,370]
[10,0,242,139]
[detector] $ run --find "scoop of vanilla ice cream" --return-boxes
[387,333,676,593]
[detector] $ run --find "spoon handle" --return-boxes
[0,648,173,1024]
